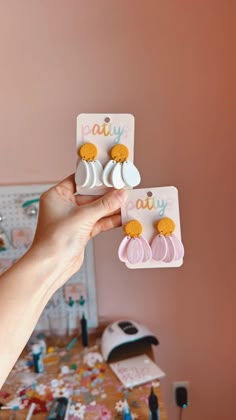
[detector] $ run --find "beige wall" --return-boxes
[0,1,235,419]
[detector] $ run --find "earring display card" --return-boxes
[75,113,138,195]
[120,186,184,269]
[0,184,98,330]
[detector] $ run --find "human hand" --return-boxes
[30,174,127,288]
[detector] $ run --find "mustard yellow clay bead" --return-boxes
[79,143,98,161]
[156,217,175,236]
[124,220,142,238]
[111,144,129,163]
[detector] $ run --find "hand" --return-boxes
[31,174,128,287]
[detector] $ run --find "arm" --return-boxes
[0,175,127,387]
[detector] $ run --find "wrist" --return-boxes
[12,247,60,303]
[26,242,78,293]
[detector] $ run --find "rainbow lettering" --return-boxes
[81,123,124,144]
[125,194,168,218]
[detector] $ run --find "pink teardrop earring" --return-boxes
[151,217,184,263]
[118,220,152,265]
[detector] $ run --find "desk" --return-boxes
[0,333,167,419]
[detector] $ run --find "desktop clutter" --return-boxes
[0,319,165,420]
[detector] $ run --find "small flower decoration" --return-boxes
[22,399,30,408]
[83,352,103,368]
[152,380,160,388]
[131,413,139,419]
[100,405,112,420]
[91,389,99,396]
[52,386,70,399]
[69,402,86,419]
[90,400,96,406]
[115,400,124,413]
[35,383,47,396]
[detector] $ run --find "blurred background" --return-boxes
[0,1,235,419]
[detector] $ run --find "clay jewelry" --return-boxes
[102,144,141,189]
[118,220,152,264]
[151,217,184,263]
[75,143,103,189]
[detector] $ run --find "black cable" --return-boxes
[151,411,158,420]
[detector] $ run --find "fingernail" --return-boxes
[115,189,128,203]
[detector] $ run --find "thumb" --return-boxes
[83,189,128,222]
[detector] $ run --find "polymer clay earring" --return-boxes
[151,217,184,263]
[102,144,141,189]
[118,220,152,264]
[75,143,103,189]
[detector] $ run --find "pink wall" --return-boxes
[0,1,235,419]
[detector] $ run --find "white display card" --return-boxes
[110,354,166,388]
[76,113,136,195]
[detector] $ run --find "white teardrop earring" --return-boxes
[75,143,103,189]
[102,144,141,189]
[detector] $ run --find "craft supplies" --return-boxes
[60,365,70,375]
[0,405,13,410]
[123,399,132,420]
[37,332,47,354]
[66,337,78,351]
[0,344,161,419]
[83,352,103,368]
[46,397,69,420]
[81,313,88,347]
[25,402,36,420]
[148,387,159,420]
[32,344,44,373]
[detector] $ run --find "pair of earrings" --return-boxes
[75,143,141,189]
[118,217,184,265]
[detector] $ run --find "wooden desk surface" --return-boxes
[0,334,167,419]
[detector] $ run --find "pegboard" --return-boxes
[0,184,98,331]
